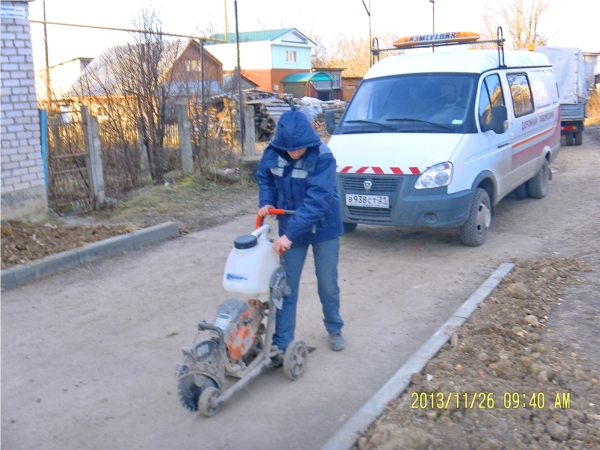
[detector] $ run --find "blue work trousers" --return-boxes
[273,237,344,352]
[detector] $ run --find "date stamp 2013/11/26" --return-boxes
[410,392,572,410]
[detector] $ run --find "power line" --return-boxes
[30,19,226,43]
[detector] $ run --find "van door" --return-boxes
[503,72,540,189]
[477,73,512,201]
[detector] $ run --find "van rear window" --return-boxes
[507,73,534,117]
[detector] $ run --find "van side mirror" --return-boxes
[325,110,336,135]
[481,105,508,134]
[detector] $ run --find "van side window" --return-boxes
[507,73,534,117]
[478,74,504,126]
[529,70,557,107]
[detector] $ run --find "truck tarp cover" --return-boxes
[536,46,588,104]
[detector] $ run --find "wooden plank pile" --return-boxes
[208,90,347,144]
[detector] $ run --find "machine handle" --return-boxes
[255,209,294,229]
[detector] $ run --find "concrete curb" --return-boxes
[321,262,515,450]
[1,222,180,291]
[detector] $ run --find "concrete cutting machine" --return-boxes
[175,210,308,417]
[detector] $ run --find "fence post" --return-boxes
[137,117,150,173]
[243,105,256,156]
[177,104,194,176]
[81,106,105,208]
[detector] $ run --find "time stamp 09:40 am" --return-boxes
[411,392,572,410]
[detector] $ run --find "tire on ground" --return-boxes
[527,158,549,199]
[460,188,491,247]
[343,222,357,233]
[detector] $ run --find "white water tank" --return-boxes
[222,226,279,295]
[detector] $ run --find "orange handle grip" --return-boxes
[255,209,293,229]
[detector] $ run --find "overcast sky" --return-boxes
[28,0,600,70]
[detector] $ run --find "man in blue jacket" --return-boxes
[256,109,345,356]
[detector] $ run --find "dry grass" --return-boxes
[585,91,600,125]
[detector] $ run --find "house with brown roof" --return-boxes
[65,39,224,120]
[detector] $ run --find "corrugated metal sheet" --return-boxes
[209,29,293,44]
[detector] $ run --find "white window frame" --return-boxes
[286,51,297,63]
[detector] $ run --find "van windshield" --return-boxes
[336,73,478,134]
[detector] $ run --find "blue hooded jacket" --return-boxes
[256,110,343,246]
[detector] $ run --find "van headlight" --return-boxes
[414,162,453,189]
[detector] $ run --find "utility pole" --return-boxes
[430,0,435,52]
[42,0,51,107]
[362,0,372,67]
[234,0,244,155]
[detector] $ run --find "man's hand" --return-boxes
[274,235,292,254]
[258,205,275,217]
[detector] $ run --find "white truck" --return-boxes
[536,46,588,146]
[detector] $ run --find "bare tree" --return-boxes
[71,8,183,186]
[127,9,181,183]
[311,31,402,77]
[480,0,550,49]
[310,33,370,78]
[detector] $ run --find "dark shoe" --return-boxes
[270,355,283,367]
[329,333,345,351]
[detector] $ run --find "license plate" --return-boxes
[345,194,389,208]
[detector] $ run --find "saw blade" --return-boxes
[177,373,201,412]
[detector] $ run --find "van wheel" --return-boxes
[460,188,491,247]
[343,222,357,233]
[574,131,583,146]
[513,182,528,199]
[527,159,549,199]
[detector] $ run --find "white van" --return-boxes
[326,33,561,246]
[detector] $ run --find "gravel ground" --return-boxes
[356,257,600,450]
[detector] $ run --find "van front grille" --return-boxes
[341,176,400,193]
[347,206,392,222]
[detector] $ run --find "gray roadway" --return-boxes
[1,209,552,450]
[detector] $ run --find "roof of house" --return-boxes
[209,28,314,46]
[67,40,220,97]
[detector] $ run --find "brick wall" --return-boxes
[1,0,47,219]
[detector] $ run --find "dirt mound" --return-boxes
[1,176,258,270]
[1,221,140,269]
[357,258,600,450]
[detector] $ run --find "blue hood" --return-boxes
[270,110,322,152]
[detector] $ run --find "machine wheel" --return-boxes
[177,373,201,412]
[527,159,549,199]
[343,222,357,233]
[513,182,528,199]
[460,188,491,247]
[574,131,583,146]
[283,340,309,380]
[198,386,222,417]
[177,373,218,412]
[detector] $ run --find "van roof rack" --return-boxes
[372,26,506,68]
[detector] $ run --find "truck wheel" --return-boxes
[560,135,567,146]
[574,131,583,146]
[460,188,491,247]
[565,132,574,146]
[343,222,357,233]
[527,159,549,199]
